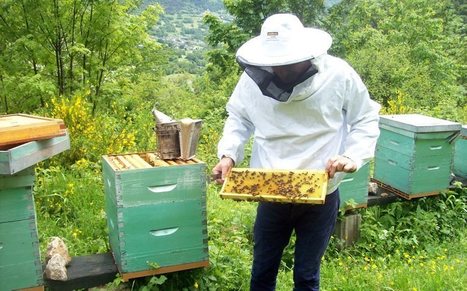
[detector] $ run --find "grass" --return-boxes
[34,164,466,290]
[319,241,467,291]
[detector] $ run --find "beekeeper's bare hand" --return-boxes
[326,155,357,178]
[212,156,235,184]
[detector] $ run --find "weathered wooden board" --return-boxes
[102,153,209,275]
[379,114,461,133]
[0,132,70,175]
[120,261,209,281]
[0,114,66,146]
[335,213,361,248]
[220,168,327,204]
[44,253,118,291]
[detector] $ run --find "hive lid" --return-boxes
[379,114,461,133]
[0,113,66,146]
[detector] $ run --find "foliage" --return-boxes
[326,183,467,259]
[0,0,166,113]
[41,92,155,164]
[320,239,467,291]
[4,0,466,290]
[34,161,109,255]
[325,0,466,122]
[142,0,225,14]
[33,161,466,290]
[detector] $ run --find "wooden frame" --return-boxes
[371,178,440,200]
[120,261,209,281]
[220,168,328,204]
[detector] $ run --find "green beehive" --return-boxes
[102,153,209,279]
[374,114,461,198]
[0,168,43,291]
[339,163,370,209]
[0,132,70,175]
[453,125,467,179]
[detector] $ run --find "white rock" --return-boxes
[44,253,68,281]
[45,236,71,265]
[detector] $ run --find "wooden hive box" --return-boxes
[102,153,209,280]
[338,163,370,209]
[0,132,70,175]
[220,168,328,204]
[0,167,43,290]
[453,125,467,179]
[374,114,461,198]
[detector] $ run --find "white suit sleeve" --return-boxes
[217,73,255,164]
[342,68,381,169]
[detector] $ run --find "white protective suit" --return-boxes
[217,54,381,194]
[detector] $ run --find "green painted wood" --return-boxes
[339,163,370,208]
[102,158,207,207]
[379,123,459,140]
[375,122,457,196]
[378,128,454,156]
[453,126,467,178]
[0,219,43,290]
[102,156,209,274]
[374,156,451,194]
[105,197,121,270]
[376,146,452,171]
[116,165,206,207]
[102,159,118,206]
[0,133,70,174]
[0,167,35,190]
[0,186,35,223]
[108,201,207,273]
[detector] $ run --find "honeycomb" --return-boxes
[220,168,328,203]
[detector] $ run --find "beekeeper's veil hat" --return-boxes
[236,13,332,66]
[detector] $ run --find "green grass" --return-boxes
[34,164,466,290]
[319,241,467,291]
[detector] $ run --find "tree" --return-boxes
[324,0,465,120]
[0,0,165,113]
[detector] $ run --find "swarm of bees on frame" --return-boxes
[223,169,324,200]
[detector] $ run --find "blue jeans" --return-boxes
[250,190,340,291]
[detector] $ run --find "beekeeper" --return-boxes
[212,13,380,290]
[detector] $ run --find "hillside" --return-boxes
[142,0,343,74]
[140,0,229,74]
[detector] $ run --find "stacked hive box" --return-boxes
[453,125,467,179]
[0,168,43,290]
[0,133,70,290]
[338,163,370,209]
[102,153,209,280]
[374,114,461,198]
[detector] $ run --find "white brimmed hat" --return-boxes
[236,13,332,66]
